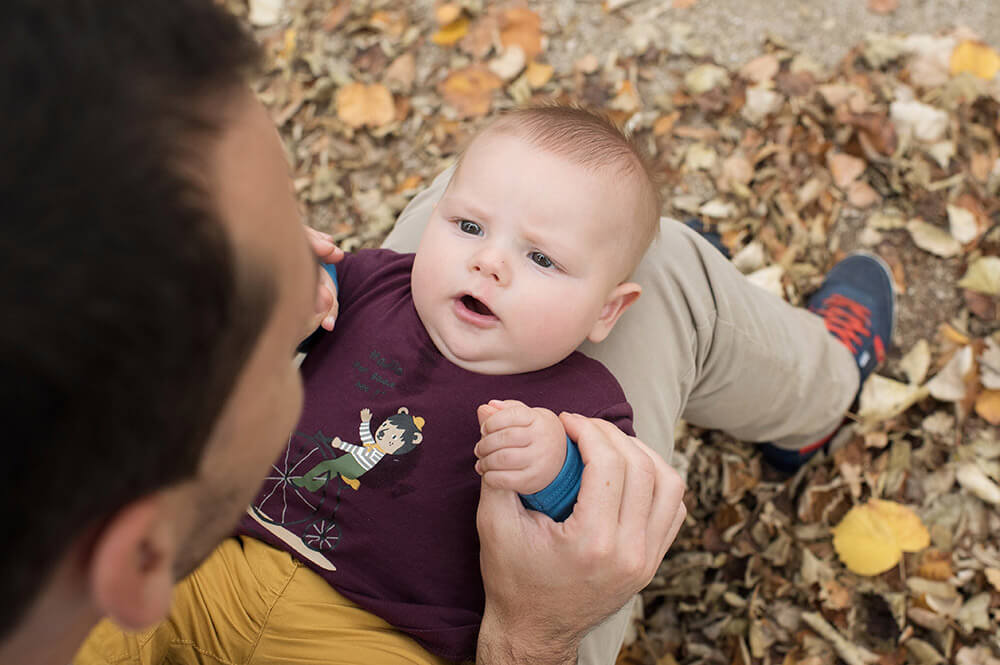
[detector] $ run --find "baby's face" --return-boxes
[411,132,638,375]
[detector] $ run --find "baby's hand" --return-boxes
[360,408,372,422]
[474,399,568,495]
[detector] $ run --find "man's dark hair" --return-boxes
[0,0,274,636]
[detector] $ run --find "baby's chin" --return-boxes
[430,335,564,376]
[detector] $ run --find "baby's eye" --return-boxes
[458,220,483,236]
[529,251,553,268]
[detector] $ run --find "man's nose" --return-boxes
[470,247,510,285]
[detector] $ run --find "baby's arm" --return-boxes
[475,400,583,521]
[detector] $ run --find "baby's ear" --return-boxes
[587,282,641,344]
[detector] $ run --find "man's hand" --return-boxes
[475,413,687,665]
[305,226,344,332]
[474,399,568,495]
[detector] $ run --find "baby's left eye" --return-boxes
[529,251,553,268]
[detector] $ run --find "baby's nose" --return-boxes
[471,250,509,284]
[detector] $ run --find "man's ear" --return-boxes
[89,493,177,630]
[587,282,642,344]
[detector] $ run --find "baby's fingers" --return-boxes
[480,401,534,436]
[474,427,532,459]
[475,444,535,474]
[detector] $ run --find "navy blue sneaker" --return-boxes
[684,218,731,259]
[759,252,896,473]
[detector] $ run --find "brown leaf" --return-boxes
[438,65,503,118]
[335,82,395,129]
[322,0,351,31]
[740,55,780,85]
[499,8,543,61]
[653,111,680,136]
[369,10,408,38]
[847,181,880,208]
[385,53,417,92]
[827,152,866,189]
[672,0,698,8]
[916,550,954,581]
[459,13,498,59]
[970,152,994,183]
[867,0,898,15]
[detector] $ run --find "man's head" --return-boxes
[1,0,316,652]
[411,106,660,375]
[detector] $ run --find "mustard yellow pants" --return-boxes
[75,536,453,665]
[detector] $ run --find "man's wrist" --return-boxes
[477,610,580,665]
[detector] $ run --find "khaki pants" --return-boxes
[382,165,859,665]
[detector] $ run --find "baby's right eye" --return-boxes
[458,220,483,236]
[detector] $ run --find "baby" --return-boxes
[238,105,661,663]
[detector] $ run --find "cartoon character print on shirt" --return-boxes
[248,406,425,555]
[293,407,424,492]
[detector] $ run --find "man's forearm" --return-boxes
[476,613,579,665]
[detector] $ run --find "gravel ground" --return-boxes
[581,0,999,68]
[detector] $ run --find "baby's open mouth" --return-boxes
[460,295,495,318]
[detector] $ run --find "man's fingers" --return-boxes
[305,226,344,263]
[559,412,626,529]
[316,267,338,330]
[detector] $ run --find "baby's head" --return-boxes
[411,105,660,375]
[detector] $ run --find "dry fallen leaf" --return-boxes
[950,40,1000,80]
[432,15,470,46]
[740,54,780,84]
[867,0,899,15]
[525,61,554,88]
[248,0,283,27]
[958,257,1000,296]
[947,205,979,245]
[827,152,866,189]
[684,64,730,95]
[673,0,698,8]
[857,374,928,423]
[927,345,975,402]
[956,463,1000,505]
[832,499,930,576]
[907,219,963,258]
[335,82,395,129]
[890,100,949,143]
[900,339,932,385]
[499,8,543,61]
[438,65,503,118]
[434,2,462,25]
[975,390,1000,425]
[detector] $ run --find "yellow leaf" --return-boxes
[525,61,554,88]
[432,15,469,46]
[950,41,1000,80]
[832,499,929,576]
[975,390,1000,425]
[438,65,503,118]
[335,82,395,129]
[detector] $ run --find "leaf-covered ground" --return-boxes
[233,1,1000,663]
